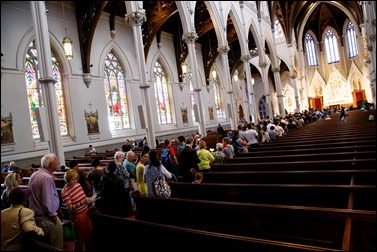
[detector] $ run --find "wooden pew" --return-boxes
[247,140,376,153]
[214,159,376,171]
[133,196,375,251]
[202,169,375,185]
[254,136,375,149]
[226,151,376,164]
[170,183,376,210]
[90,212,343,251]
[238,145,374,157]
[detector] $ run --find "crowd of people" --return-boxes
[2,106,374,251]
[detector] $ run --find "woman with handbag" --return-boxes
[143,150,172,198]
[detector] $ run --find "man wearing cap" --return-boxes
[28,153,63,250]
[1,187,44,251]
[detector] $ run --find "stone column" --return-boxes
[182,32,206,136]
[125,10,157,148]
[218,45,236,129]
[291,68,300,113]
[30,1,65,164]
[272,66,285,117]
[241,54,258,122]
[259,62,272,118]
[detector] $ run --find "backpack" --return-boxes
[160,148,170,167]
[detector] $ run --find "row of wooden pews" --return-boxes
[91,109,376,251]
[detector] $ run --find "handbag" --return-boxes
[153,169,171,198]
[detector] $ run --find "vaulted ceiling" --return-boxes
[74,1,363,79]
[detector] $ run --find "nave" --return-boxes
[90,109,376,252]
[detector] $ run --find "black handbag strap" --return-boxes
[18,207,23,228]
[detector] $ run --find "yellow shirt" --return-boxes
[136,163,148,196]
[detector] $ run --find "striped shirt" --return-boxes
[61,183,88,215]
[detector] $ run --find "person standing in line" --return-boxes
[61,169,96,251]
[143,150,172,198]
[123,151,136,182]
[1,187,44,251]
[69,160,93,197]
[216,124,225,142]
[178,137,200,182]
[212,143,226,165]
[28,153,63,250]
[196,140,215,172]
[96,161,134,217]
[135,150,149,196]
[87,158,105,194]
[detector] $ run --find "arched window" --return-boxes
[212,69,225,119]
[258,96,267,119]
[104,50,131,130]
[305,33,318,67]
[346,21,358,58]
[324,29,340,64]
[154,60,173,124]
[25,40,68,139]
[274,19,283,39]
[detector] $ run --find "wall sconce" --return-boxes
[233,73,239,82]
[251,77,255,85]
[62,2,73,60]
[181,62,187,77]
[211,68,217,80]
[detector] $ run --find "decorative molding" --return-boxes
[83,73,92,88]
[124,10,146,26]
[217,45,230,54]
[182,32,198,43]
[241,54,252,62]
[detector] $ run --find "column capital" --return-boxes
[271,67,280,73]
[259,61,267,68]
[241,54,252,62]
[217,45,230,54]
[182,32,198,43]
[38,77,57,85]
[125,10,146,26]
[139,83,151,89]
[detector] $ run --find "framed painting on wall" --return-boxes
[1,113,14,144]
[85,110,99,134]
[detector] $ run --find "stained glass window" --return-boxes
[274,19,283,39]
[305,33,319,67]
[25,41,67,139]
[258,96,267,119]
[154,61,173,124]
[324,29,340,64]
[212,70,225,119]
[346,21,358,58]
[104,50,130,130]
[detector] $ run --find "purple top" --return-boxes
[28,168,60,217]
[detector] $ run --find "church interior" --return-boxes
[1,1,376,251]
